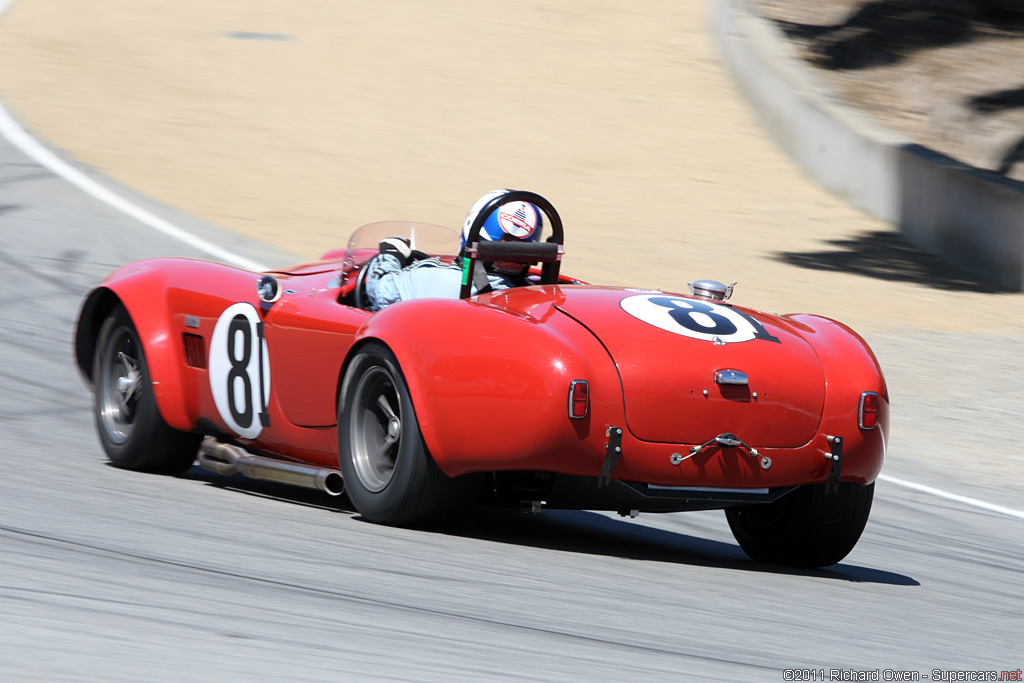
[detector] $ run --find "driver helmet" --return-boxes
[460,189,544,275]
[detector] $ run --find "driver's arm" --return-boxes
[364,253,406,311]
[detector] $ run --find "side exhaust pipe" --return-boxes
[197,439,345,497]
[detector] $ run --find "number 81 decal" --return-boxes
[620,295,780,344]
[209,303,271,439]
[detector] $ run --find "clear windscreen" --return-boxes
[346,221,461,258]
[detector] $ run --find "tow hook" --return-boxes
[825,435,843,494]
[671,432,771,470]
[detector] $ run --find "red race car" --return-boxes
[75,191,888,567]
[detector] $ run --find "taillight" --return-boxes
[859,391,879,430]
[569,380,589,419]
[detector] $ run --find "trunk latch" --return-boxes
[714,369,748,385]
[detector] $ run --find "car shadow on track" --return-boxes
[438,507,920,586]
[181,467,918,586]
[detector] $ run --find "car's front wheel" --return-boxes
[725,481,874,567]
[93,303,201,474]
[338,342,480,527]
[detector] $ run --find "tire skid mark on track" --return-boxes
[0,591,377,664]
[0,524,772,671]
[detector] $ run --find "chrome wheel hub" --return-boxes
[350,366,403,493]
[99,330,142,445]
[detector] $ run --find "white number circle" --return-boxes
[209,303,271,439]
[620,294,763,344]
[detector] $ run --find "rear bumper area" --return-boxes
[549,475,798,513]
[484,471,798,513]
[599,426,886,490]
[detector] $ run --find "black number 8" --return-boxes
[227,314,253,428]
[650,297,738,336]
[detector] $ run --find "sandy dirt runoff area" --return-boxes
[1,0,1022,492]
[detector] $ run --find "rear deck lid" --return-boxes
[555,288,825,448]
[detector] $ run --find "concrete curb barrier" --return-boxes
[711,0,1024,290]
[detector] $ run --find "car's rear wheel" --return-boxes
[338,342,480,527]
[725,481,874,567]
[93,303,200,474]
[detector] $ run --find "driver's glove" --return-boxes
[379,236,429,267]
[379,237,413,268]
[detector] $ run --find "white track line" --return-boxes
[879,474,1024,520]
[0,100,267,272]
[1,0,1020,522]
[0,0,266,272]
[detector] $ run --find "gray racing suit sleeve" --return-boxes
[364,254,517,311]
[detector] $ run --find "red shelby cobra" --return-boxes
[75,192,888,567]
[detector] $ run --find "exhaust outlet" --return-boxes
[197,439,345,496]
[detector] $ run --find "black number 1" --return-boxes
[256,321,270,427]
[734,308,781,344]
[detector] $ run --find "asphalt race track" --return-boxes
[2,129,1023,679]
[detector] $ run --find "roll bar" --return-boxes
[459,191,565,299]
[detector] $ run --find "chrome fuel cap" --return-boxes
[687,279,736,301]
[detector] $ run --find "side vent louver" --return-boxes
[183,333,207,369]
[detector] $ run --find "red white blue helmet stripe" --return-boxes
[461,189,544,251]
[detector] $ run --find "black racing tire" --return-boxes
[338,342,481,527]
[92,303,200,474]
[725,481,874,567]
